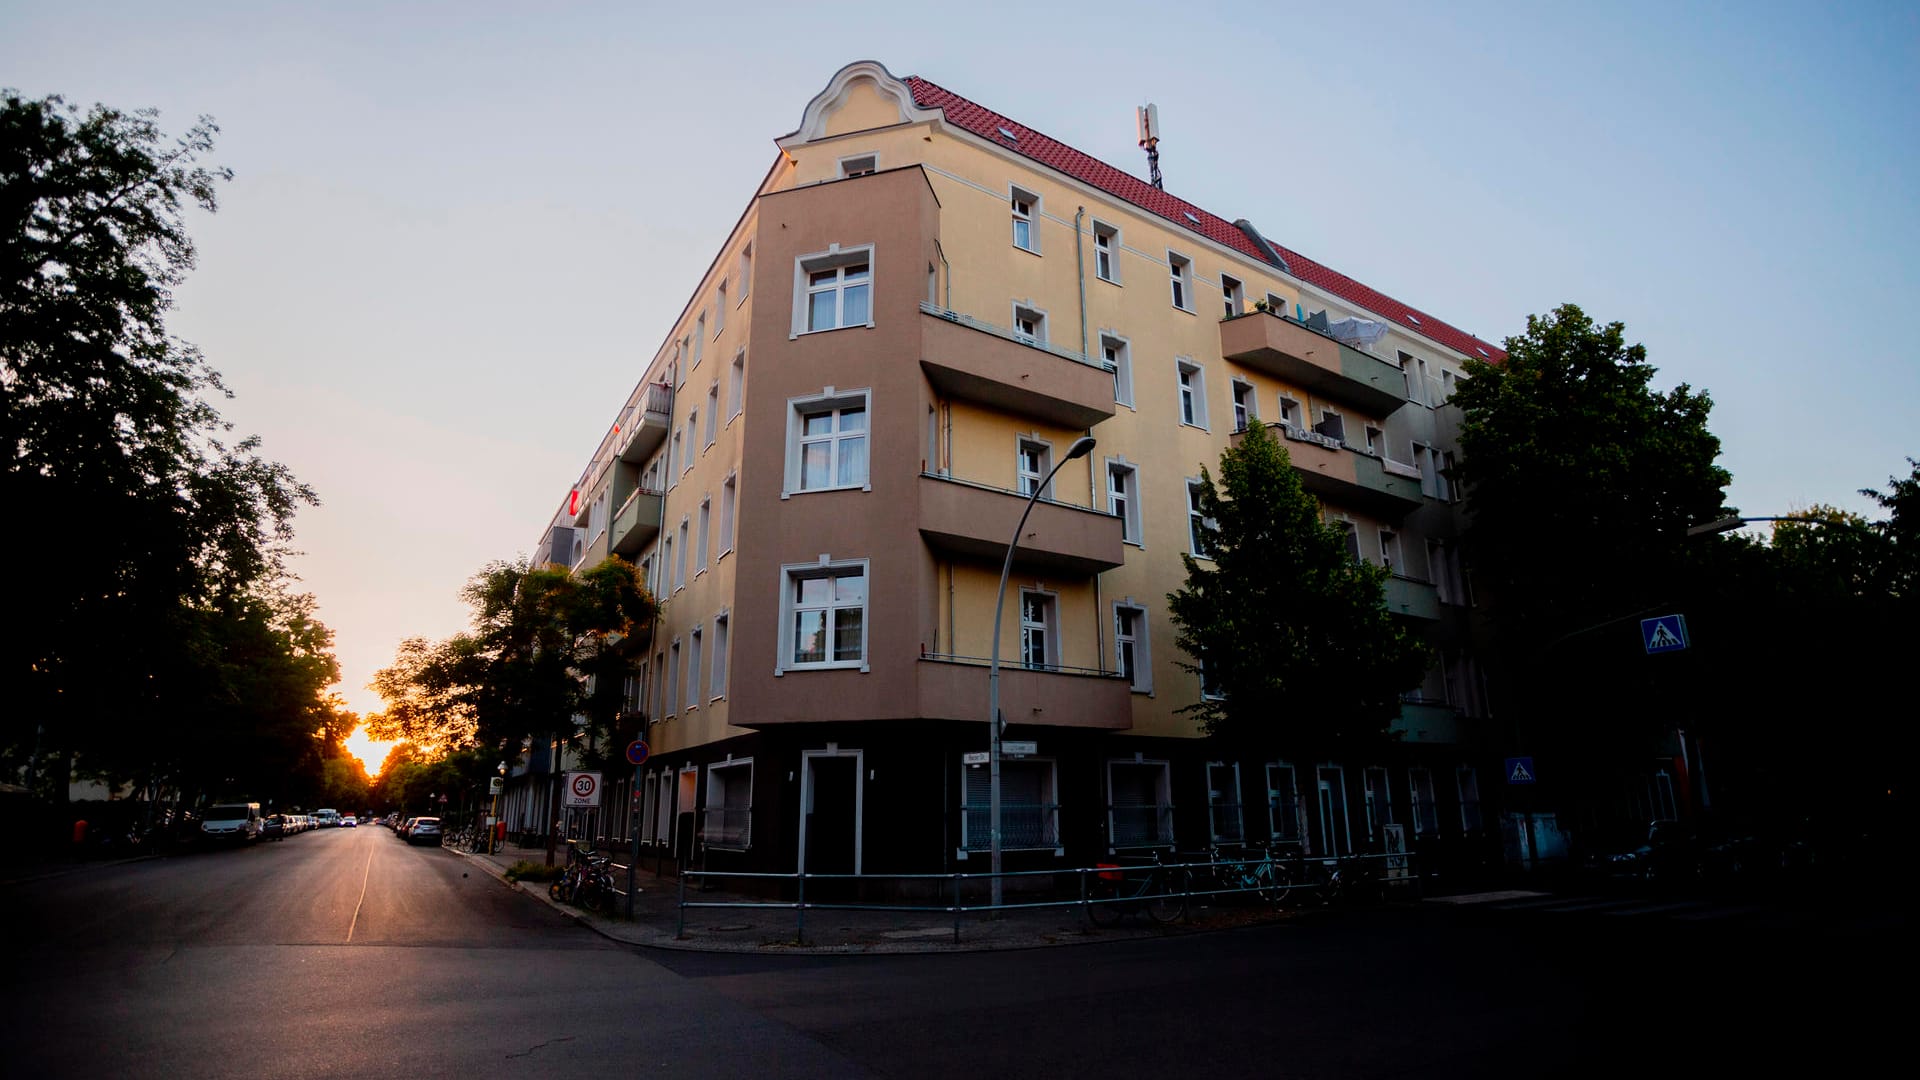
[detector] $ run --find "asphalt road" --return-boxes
[2,828,1895,1078]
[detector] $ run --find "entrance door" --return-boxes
[801,753,861,876]
[1317,766,1352,857]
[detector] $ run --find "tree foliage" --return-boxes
[1,91,332,807]
[1166,420,1428,754]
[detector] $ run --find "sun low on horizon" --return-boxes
[343,727,401,778]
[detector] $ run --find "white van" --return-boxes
[200,803,261,843]
[314,809,340,827]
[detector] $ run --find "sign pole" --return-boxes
[628,762,640,919]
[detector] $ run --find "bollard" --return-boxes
[952,872,962,944]
[675,867,688,939]
[1079,867,1088,923]
[795,871,807,945]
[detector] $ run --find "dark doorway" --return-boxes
[804,755,859,876]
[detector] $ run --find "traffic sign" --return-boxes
[564,771,603,807]
[488,776,504,795]
[437,794,448,804]
[1505,757,1536,785]
[625,739,650,766]
[962,751,990,765]
[1002,740,1037,757]
[1641,614,1689,654]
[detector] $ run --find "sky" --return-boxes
[5,0,1916,722]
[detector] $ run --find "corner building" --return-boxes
[521,62,1508,882]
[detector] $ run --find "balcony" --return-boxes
[617,383,674,464]
[609,487,664,557]
[919,303,1117,429]
[1383,575,1441,620]
[1233,423,1424,519]
[918,473,1125,575]
[916,654,1132,730]
[1392,701,1464,744]
[1219,310,1408,417]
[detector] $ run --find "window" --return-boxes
[695,499,711,575]
[715,284,727,332]
[1277,395,1300,428]
[1316,765,1352,856]
[1441,369,1456,401]
[1102,334,1132,406]
[1207,762,1244,843]
[786,390,869,493]
[1315,408,1345,444]
[1113,603,1150,692]
[1378,529,1400,574]
[665,640,680,716]
[1409,768,1439,836]
[652,769,674,845]
[1334,519,1360,561]
[709,613,730,699]
[1221,274,1244,318]
[719,475,737,556]
[704,385,718,447]
[1364,424,1382,455]
[1416,445,1439,497]
[683,419,697,472]
[669,432,681,487]
[1092,220,1119,282]
[1167,251,1193,310]
[1363,767,1395,841]
[1439,451,1456,502]
[1012,303,1047,345]
[1017,438,1051,498]
[640,772,658,845]
[737,244,751,301]
[1108,760,1173,848]
[1267,763,1303,845]
[1457,767,1483,832]
[659,536,673,594]
[962,758,1058,852]
[781,561,867,670]
[685,626,703,712]
[728,352,745,419]
[838,153,877,178]
[1019,590,1057,670]
[1199,658,1224,701]
[1187,480,1214,558]
[1010,186,1039,252]
[674,519,688,590]
[692,313,705,368]
[676,338,689,385]
[1176,360,1206,428]
[1231,380,1256,433]
[797,247,872,333]
[1107,462,1141,545]
[1265,292,1288,316]
[702,759,752,849]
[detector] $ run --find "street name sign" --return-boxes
[962,751,990,765]
[1002,741,1038,757]
[1641,614,1689,655]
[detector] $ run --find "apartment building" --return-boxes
[508,61,1506,879]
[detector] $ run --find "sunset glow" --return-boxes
[343,728,400,777]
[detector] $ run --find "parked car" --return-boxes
[406,817,443,846]
[397,817,417,839]
[261,814,288,841]
[198,803,261,844]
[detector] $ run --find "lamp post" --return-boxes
[988,435,1095,908]
[1685,514,1855,537]
[491,761,507,855]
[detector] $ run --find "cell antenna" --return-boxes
[1137,103,1163,190]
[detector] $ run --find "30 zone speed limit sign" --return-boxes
[563,771,602,808]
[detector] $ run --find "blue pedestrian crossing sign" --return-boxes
[1640,614,1690,654]
[1505,757,1536,785]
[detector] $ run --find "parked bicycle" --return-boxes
[1205,843,1299,906]
[1086,853,1188,926]
[550,840,616,913]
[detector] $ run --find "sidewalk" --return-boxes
[445,841,1299,955]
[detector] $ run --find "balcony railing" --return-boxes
[1235,423,1423,518]
[919,304,1118,429]
[1383,574,1442,620]
[918,473,1125,574]
[617,383,673,464]
[1219,309,1408,417]
[611,487,664,557]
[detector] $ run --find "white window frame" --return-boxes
[665,639,680,716]
[1016,436,1053,499]
[668,432,682,489]
[685,626,703,713]
[704,384,719,448]
[673,518,689,591]
[1316,406,1345,444]
[1363,766,1395,841]
[1010,185,1041,253]
[714,283,727,333]
[1092,219,1120,283]
[959,756,1060,855]
[1221,274,1244,318]
[1106,459,1142,546]
[1112,601,1151,693]
[1316,764,1354,857]
[1457,766,1483,833]
[1231,378,1256,433]
[682,416,696,473]
[1378,528,1399,574]
[1408,767,1439,837]
[1018,587,1059,671]
[837,152,877,178]
[719,473,737,557]
[783,387,872,496]
[1198,657,1225,701]
[1187,478,1215,560]
[692,312,705,369]
[1011,301,1047,345]
[1167,250,1194,312]
[728,350,745,421]
[1176,359,1207,429]
[1277,394,1300,428]
[695,498,711,576]
[776,557,871,674]
[792,244,874,337]
[1101,333,1133,407]
[1206,761,1245,844]
[709,611,730,700]
[1106,758,1174,851]
[1266,762,1305,847]
[737,244,752,303]
[702,758,754,850]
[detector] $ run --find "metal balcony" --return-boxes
[919,304,1118,429]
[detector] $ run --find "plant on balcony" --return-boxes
[1167,421,1428,754]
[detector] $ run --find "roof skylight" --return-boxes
[1182,211,1200,225]
[1406,314,1422,325]
[996,126,1017,141]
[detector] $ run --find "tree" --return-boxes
[2,92,318,801]
[1166,420,1428,754]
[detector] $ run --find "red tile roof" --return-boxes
[905,76,1505,363]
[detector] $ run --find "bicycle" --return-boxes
[1206,843,1298,907]
[1086,853,1188,926]
[550,840,616,913]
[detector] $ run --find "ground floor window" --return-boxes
[1267,763,1303,846]
[960,758,1060,852]
[1457,766,1483,832]
[702,759,753,850]
[1206,761,1244,844]
[1108,760,1173,849]
[1316,765,1352,856]
[1408,767,1440,836]
[1363,766,1395,844]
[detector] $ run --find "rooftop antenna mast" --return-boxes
[1137,103,1163,190]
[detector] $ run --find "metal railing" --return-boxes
[918,650,1123,679]
[675,850,1421,945]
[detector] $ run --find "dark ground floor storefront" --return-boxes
[505,721,1508,888]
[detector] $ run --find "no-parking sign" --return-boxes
[563,771,602,808]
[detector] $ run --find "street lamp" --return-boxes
[988,435,1095,908]
[1685,514,1846,537]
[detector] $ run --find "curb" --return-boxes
[1,852,165,887]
